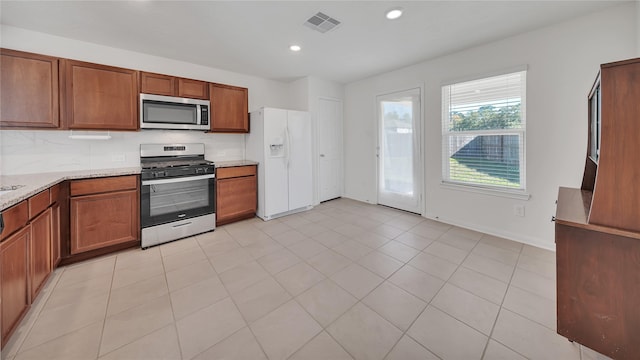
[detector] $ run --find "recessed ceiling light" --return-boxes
[289,45,301,52]
[386,8,403,20]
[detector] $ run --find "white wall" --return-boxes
[344,4,637,250]
[287,77,309,111]
[0,25,293,175]
[284,76,346,205]
[307,77,345,205]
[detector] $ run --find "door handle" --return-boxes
[320,154,325,157]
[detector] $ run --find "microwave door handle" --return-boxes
[196,105,201,125]
[142,173,216,186]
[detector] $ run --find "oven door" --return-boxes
[141,174,215,228]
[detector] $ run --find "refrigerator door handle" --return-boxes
[285,125,291,168]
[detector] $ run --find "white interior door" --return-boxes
[263,108,289,217]
[286,110,313,211]
[377,88,422,214]
[318,98,343,202]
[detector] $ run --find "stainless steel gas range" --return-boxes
[140,143,215,248]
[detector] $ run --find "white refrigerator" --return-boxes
[245,107,313,220]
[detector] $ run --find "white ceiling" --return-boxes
[0,1,626,83]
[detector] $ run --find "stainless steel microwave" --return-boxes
[140,93,210,130]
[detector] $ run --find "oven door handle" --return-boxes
[142,173,216,186]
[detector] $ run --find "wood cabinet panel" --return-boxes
[141,71,208,99]
[217,165,257,179]
[0,49,59,129]
[178,78,209,99]
[216,170,257,225]
[51,203,61,268]
[70,175,138,196]
[140,72,175,96]
[588,59,640,232]
[62,60,138,130]
[30,208,52,299]
[1,226,30,345]
[556,223,640,359]
[210,83,249,133]
[28,189,51,219]
[70,189,139,254]
[0,201,28,242]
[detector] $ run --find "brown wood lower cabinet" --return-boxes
[555,187,640,359]
[70,176,139,255]
[51,203,61,268]
[216,165,257,225]
[30,208,52,299]
[1,226,30,345]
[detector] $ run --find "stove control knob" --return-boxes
[196,168,206,174]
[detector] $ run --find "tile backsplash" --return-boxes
[0,129,245,175]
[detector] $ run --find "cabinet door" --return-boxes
[62,60,138,130]
[210,83,248,132]
[30,208,52,299]
[70,190,139,254]
[51,203,61,268]
[1,226,30,344]
[0,49,59,129]
[178,78,209,99]
[140,72,175,96]
[216,175,257,225]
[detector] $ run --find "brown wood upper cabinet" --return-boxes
[209,83,249,133]
[61,59,138,130]
[70,175,139,254]
[0,49,59,129]
[140,71,209,100]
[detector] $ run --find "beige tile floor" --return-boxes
[1,198,613,360]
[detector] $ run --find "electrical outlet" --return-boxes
[111,154,125,162]
[514,204,525,217]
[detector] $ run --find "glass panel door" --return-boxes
[377,88,422,214]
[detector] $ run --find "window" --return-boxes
[442,70,526,191]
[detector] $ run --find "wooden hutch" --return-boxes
[555,58,640,359]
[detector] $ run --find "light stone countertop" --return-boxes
[0,167,141,211]
[215,160,259,168]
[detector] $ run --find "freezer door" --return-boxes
[286,110,313,210]
[263,108,290,217]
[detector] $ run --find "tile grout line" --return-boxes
[391,227,484,360]
[199,234,272,360]
[479,243,528,360]
[95,255,118,359]
[6,266,66,358]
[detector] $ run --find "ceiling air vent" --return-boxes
[304,12,341,33]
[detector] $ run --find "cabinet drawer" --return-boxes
[0,201,28,241]
[217,165,256,179]
[71,175,138,196]
[28,189,51,219]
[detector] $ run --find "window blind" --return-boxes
[442,71,526,190]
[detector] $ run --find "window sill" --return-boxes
[440,181,531,200]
